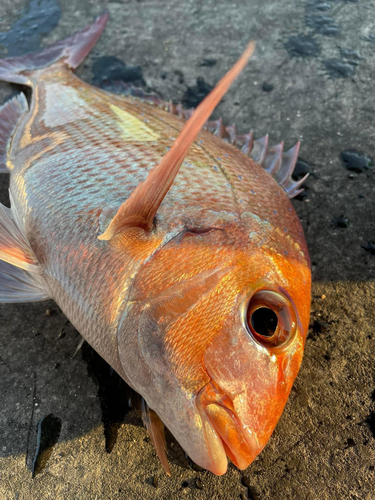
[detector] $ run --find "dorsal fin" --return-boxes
[0,93,28,172]
[98,41,256,241]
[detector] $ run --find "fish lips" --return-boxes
[196,381,260,474]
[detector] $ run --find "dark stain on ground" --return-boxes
[293,159,313,180]
[366,412,375,438]
[285,34,321,58]
[198,58,217,67]
[261,82,274,92]
[0,0,61,57]
[306,14,339,36]
[341,150,371,172]
[333,215,350,228]
[345,437,356,448]
[31,413,62,477]
[241,475,261,500]
[182,77,213,108]
[362,242,375,255]
[81,343,133,453]
[173,69,184,84]
[340,48,361,60]
[312,318,329,336]
[92,55,145,89]
[324,58,356,78]
[307,1,332,11]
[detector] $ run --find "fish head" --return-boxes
[118,215,310,475]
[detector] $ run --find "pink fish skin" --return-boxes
[0,14,310,475]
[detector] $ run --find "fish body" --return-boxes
[0,15,311,474]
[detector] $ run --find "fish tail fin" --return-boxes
[0,13,108,85]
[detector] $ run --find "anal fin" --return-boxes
[142,398,171,476]
[0,93,28,172]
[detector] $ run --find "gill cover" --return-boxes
[98,41,256,240]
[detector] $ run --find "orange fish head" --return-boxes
[197,284,309,474]
[118,222,311,474]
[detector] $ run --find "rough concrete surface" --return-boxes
[0,0,374,499]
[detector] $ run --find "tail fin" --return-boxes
[0,13,108,85]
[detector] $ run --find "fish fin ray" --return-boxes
[0,93,28,172]
[0,260,48,302]
[164,102,306,198]
[99,41,256,239]
[0,194,40,272]
[72,336,86,359]
[142,398,171,476]
[250,135,269,165]
[0,13,108,85]
[147,90,307,199]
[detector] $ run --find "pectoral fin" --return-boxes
[0,194,48,302]
[0,260,48,302]
[98,41,256,240]
[0,195,39,271]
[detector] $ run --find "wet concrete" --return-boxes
[0,0,374,499]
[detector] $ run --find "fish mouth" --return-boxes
[196,381,258,474]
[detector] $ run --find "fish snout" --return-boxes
[196,381,261,474]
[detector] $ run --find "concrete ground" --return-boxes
[0,0,374,499]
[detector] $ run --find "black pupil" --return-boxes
[251,307,278,337]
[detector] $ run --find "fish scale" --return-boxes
[0,15,311,476]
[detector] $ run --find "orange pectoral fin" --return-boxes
[0,199,40,272]
[98,41,256,241]
[0,198,48,303]
[0,244,35,270]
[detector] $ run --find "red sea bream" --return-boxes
[0,14,311,474]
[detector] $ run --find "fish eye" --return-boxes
[250,307,278,337]
[246,290,297,348]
